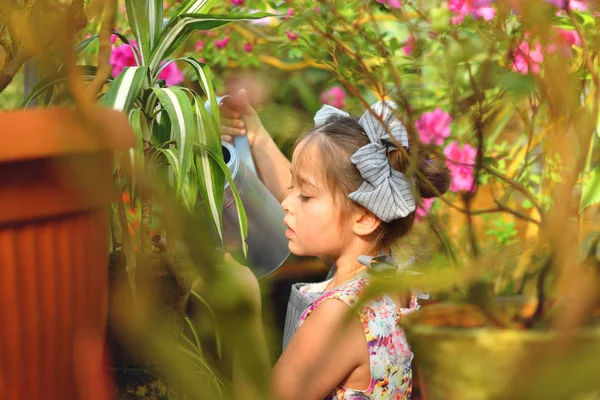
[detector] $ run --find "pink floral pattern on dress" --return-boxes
[299,278,419,399]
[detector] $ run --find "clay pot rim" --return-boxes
[403,323,600,339]
[0,107,136,163]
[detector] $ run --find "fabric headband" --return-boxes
[313,100,416,222]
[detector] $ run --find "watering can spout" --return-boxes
[203,95,290,278]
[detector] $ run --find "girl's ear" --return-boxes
[352,207,382,237]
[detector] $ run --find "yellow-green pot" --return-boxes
[405,325,600,400]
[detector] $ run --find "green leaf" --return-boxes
[580,165,600,213]
[125,0,163,65]
[101,66,149,112]
[152,87,196,196]
[149,13,270,70]
[20,66,99,108]
[500,71,536,95]
[127,108,147,204]
[191,92,224,243]
[76,34,99,54]
[171,0,218,18]
[194,143,248,258]
[157,148,181,190]
[156,58,219,132]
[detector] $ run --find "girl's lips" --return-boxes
[285,228,295,239]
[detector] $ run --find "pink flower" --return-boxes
[546,0,587,9]
[377,0,402,8]
[568,0,587,10]
[244,43,253,52]
[286,30,299,41]
[159,62,184,86]
[416,108,452,145]
[232,0,244,5]
[215,36,230,49]
[110,42,137,77]
[416,198,436,221]
[321,86,346,109]
[195,40,204,51]
[444,141,477,192]
[512,41,544,75]
[548,28,581,57]
[402,34,415,56]
[313,7,321,13]
[449,0,496,24]
[285,8,294,20]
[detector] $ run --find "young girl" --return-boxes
[220,90,450,399]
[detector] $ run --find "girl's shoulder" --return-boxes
[300,276,419,326]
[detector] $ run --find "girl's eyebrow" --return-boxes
[298,175,318,189]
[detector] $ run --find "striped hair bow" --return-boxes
[313,100,416,222]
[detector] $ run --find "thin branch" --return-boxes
[0,47,28,92]
[87,0,116,99]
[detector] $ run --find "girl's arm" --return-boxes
[220,90,292,203]
[271,300,368,400]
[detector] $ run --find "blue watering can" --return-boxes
[205,96,290,278]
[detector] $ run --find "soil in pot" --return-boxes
[107,251,194,399]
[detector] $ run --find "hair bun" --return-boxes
[415,153,451,198]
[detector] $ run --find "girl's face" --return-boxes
[281,141,353,257]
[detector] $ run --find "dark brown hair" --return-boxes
[293,114,450,251]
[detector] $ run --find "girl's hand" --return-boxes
[219,88,271,149]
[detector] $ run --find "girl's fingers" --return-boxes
[219,104,240,119]
[220,116,245,129]
[220,126,246,136]
[221,134,233,143]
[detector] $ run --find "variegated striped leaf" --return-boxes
[102,66,149,112]
[157,148,181,190]
[152,87,196,196]
[194,143,248,257]
[127,108,147,205]
[125,0,163,65]
[171,0,217,18]
[149,13,270,70]
[191,92,224,243]
[154,58,219,132]
[20,66,99,108]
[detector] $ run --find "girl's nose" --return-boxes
[281,193,292,214]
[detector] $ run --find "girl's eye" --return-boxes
[298,194,310,202]
[287,185,294,190]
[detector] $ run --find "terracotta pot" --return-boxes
[0,108,135,399]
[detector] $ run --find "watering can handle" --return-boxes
[206,95,257,175]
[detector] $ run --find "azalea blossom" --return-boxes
[448,0,496,24]
[548,28,581,57]
[158,62,184,86]
[377,0,402,8]
[286,30,299,41]
[215,36,230,49]
[285,8,294,20]
[232,0,244,5]
[110,42,183,86]
[110,43,137,77]
[416,198,436,221]
[321,86,346,109]
[403,34,415,56]
[545,0,587,9]
[444,141,477,192]
[416,108,451,145]
[195,40,205,51]
[512,41,544,75]
[244,43,253,52]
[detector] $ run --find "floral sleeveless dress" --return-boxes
[298,277,419,399]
